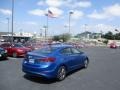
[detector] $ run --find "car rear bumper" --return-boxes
[22,63,57,79]
[17,52,27,57]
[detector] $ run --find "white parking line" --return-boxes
[8,57,17,60]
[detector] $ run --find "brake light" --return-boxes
[39,57,56,62]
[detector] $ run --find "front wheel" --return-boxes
[13,52,17,58]
[84,59,89,68]
[57,66,66,81]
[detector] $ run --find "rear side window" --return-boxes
[71,48,81,54]
[13,44,24,47]
[61,48,72,55]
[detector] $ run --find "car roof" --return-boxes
[47,44,73,49]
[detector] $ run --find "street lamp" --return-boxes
[43,26,47,41]
[45,13,48,37]
[84,24,89,39]
[40,28,43,37]
[69,11,73,34]
[6,18,10,41]
[11,0,14,44]
[115,29,120,33]
[6,18,9,34]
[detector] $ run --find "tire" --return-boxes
[13,52,17,58]
[84,59,89,69]
[57,66,66,81]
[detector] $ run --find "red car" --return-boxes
[23,43,35,50]
[109,43,117,49]
[0,43,32,57]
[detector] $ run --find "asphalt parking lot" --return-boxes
[0,47,120,90]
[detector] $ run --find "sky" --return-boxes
[0,0,120,36]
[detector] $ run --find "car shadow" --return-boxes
[67,67,84,76]
[23,74,57,84]
[23,67,85,84]
[0,58,8,61]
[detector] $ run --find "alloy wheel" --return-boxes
[57,66,66,81]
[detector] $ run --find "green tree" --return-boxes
[52,35,60,41]
[114,33,120,40]
[102,31,114,40]
[60,33,71,42]
[103,39,108,45]
[52,33,71,42]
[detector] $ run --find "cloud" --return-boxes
[24,21,38,25]
[37,1,45,6]
[71,10,84,19]
[0,8,12,15]
[77,1,92,8]
[104,4,120,16]
[88,3,120,19]
[88,10,108,19]
[80,24,116,33]
[95,24,117,33]
[46,0,63,7]
[48,7,63,17]
[28,9,45,16]
[64,22,76,27]
[65,0,92,9]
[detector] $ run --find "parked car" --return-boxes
[22,45,89,81]
[0,43,32,58]
[23,43,35,50]
[109,43,117,49]
[0,47,7,60]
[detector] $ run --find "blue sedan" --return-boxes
[22,45,89,81]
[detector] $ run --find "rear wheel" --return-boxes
[13,52,17,58]
[57,66,66,81]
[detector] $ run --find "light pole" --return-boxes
[69,11,73,34]
[84,24,88,39]
[6,18,10,41]
[45,13,48,38]
[115,29,120,33]
[6,18,9,34]
[11,0,14,44]
[40,28,43,37]
[84,24,88,32]
[43,26,47,41]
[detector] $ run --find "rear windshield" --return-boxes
[13,44,24,47]
[33,47,57,54]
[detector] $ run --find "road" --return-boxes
[0,47,120,90]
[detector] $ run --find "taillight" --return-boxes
[39,57,56,62]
